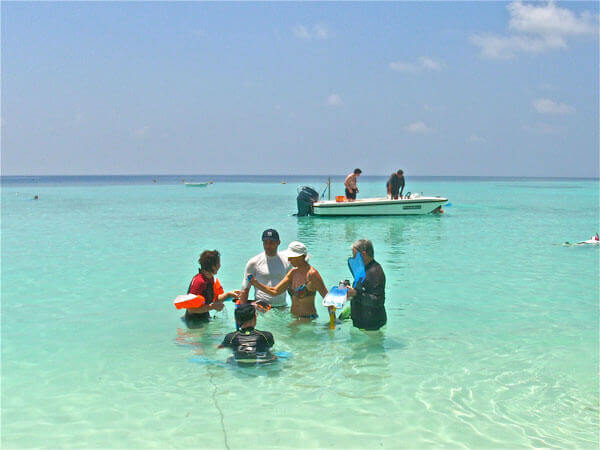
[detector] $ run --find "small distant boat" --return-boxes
[184,182,209,187]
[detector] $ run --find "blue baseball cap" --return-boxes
[261,229,280,241]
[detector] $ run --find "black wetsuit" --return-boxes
[350,260,387,331]
[387,173,405,199]
[221,327,275,362]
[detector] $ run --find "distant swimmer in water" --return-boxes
[564,233,599,246]
[34,195,39,200]
[580,233,600,244]
[219,303,276,364]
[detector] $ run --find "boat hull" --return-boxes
[312,197,447,216]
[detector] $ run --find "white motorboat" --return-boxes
[311,195,448,216]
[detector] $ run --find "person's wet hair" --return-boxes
[235,303,256,324]
[354,168,362,174]
[199,250,220,271]
[353,239,374,258]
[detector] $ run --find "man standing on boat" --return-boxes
[387,169,405,200]
[344,168,362,200]
[239,229,291,308]
[345,239,387,331]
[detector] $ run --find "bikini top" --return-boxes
[287,267,316,298]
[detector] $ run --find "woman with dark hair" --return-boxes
[183,250,241,328]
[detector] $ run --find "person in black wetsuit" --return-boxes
[219,303,276,363]
[386,169,405,200]
[345,239,387,331]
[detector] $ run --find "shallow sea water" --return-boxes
[1,176,598,448]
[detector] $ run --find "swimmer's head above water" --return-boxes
[235,303,257,328]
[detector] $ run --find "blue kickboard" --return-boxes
[348,252,366,287]
[322,286,348,309]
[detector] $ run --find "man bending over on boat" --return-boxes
[345,239,387,331]
[344,168,362,200]
[239,229,291,308]
[387,169,405,200]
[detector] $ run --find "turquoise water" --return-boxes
[2,176,598,448]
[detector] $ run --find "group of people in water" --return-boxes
[343,168,406,200]
[181,229,387,363]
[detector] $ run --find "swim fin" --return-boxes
[348,253,366,287]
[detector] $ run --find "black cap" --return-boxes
[235,303,256,324]
[261,229,280,241]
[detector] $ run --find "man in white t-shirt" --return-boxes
[238,229,291,307]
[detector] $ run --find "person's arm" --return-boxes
[261,331,275,348]
[251,270,293,296]
[187,302,224,315]
[217,290,242,302]
[399,177,405,198]
[359,266,385,307]
[239,259,256,304]
[306,268,328,299]
[218,333,235,349]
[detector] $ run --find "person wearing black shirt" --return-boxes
[386,169,405,200]
[219,303,276,363]
[346,239,387,331]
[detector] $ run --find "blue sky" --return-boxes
[2,1,598,177]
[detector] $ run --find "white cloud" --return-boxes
[405,121,433,134]
[468,134,485,143]
[523,121,560,134]
[313,24,329,40]
[533,98,575,114]
[419,56,443,71]
[293,24,330,40]
[390,57,444,73]
[472,1,598,59]
[389,61,419,73]
[471,33,565,59]
[326,94,343,106]
[508,1,597,36]
[132,126,150,139]
[423,104,445,112]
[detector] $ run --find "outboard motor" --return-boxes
[296,186,319,216]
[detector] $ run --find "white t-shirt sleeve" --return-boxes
[241,257,257,289]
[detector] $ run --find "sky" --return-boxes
[1,1,598,177]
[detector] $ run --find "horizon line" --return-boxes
[2,173,599,180]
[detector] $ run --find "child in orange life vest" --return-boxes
[183,250,241,329]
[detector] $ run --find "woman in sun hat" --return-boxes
[250,241,328,320]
